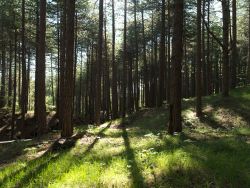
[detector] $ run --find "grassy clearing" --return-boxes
[1,87,250,187]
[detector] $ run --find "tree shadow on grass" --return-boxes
[0,134,81,187]
[121,126,144,187]
[205,94,250,128]
[0,124,111,187]
[117,109,168,139]
[200,112,228,130]
[152,133,250,187]
[0,140,31,165]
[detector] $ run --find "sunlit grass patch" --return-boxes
[1,87,250,187]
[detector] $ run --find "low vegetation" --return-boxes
[0,87,250,187]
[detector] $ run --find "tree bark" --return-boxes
[8,40,13,107]
[248,3,250,84]
[167,0,171,103]
[196,0,202,117]
[158,0,166,107]
[142,10,149,107]
[35,0,47,134]
[231,0,238,88]
[61,0,76,137]
[11,27,18,139]
[122,0,127,117]
[0,46,6,108]
[59,0,66,129]
[207,0,212,95]
[94,0,103,125]
[21,0,27,131]
[222,0,230,97]
[168,0,184,134]
[134,0,139,111]
[111,0,118,119]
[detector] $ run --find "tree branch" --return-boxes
[201,13,224,48]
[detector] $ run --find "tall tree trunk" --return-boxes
[122,0,127,117]
[94,0,103,125]
[27,49,31,111]
[18,42,21,109]
[167,0,171,103]
[0,46,6,108]
[73,11,78,117]
[104,9,110,120]
[61,0,76,137]
[207,0,212,95]
[85,47,90,119]
[89,42,95,123]
[222,0,230,97]
[196,0,202,117]
[158,0,166,107]
[202,0,207,96]
[35,0,47,134]
[231,0,238,88]
[11,27,18,139]
[59,0,66,129]
[56,0,60,116]
[133,0,139,111]
[248,3,250,84]
[127,52,133,114]
[50,54,55,106]
[8,40,13,107]
[21,0,27,131]
[35,0,39,115]
[168,0,184,134]
[142,10,149,107]
[111,0,118,119]
[79,48,83,116]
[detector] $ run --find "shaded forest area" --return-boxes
[0,0,250,187]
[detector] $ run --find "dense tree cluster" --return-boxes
[0,0,249,138]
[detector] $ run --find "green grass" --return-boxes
[1,87,250,187]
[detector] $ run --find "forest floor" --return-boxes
[1,87,250,187]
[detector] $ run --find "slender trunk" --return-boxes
[222,0,230,97]
[35,0,39,115]
[134,0,139,111]
[27,49,31,111]
[122,0,127,117]
[104,10,110,120]
[0,46,6,108]
[111,0,118,119]
[21,0,27,130]
[168,0,184,134]
[248,4,250,83]
[158,0,166,107]
[231,0,238,88]
[8,40,13,107]
[56,0,60,115]
[11,28,18,139]
[85,47,90,119]
[50,53,55,106]
[167,0,171,102]
[35,0,47,134]
[142,10,149,107]
[94,0,103,125]
[61,0,75,137]
[89,42,95,123]
[202,0,207,96]
[59,0,66,128]
[196,0,202,117]
[79,48,83,116]
[18,42,21,109]
[73,11,78,117]
[207,0,212,94]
